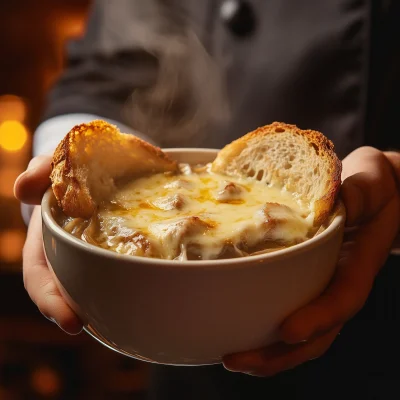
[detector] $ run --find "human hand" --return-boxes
[223,146,400,377]
[14,155,83,334]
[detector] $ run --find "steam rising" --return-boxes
[121,2,230,146]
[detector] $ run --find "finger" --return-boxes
[384,151,400,185]
[384,151,400,252]
[280,194,399,344]
[223,325,341,376]
[23,206,82,334]
[341,147,398,226]
[14,155,52,205]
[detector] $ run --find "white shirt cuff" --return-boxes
[22,113,156,225]
[33,113,156,156]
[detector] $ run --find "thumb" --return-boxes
[14,155,52,205]
[384,151,400,185]
[341,147,398,227]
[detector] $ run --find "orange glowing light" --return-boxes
[31,366,62,397]
[0,95,26,122]
[0,120,28,152]
[0,168,22,198]
[0,229,25,263]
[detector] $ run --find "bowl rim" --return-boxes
[41,147,346,270]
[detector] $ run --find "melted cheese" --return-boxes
[91,163,314,260]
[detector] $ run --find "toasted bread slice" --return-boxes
[211,122,342,225]
[50,120,178,218]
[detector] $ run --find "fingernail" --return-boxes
[244,371,262,377]
[246,371,272,377]
[47,316,64,331]
[224,362,260,373]
[222,361,241,372]
[47,316,66,332]
[48,316,64,330]
[223,360,253,373]
[224,365,254,374]
[40,311,54,323]
[27,157,42,171]
[50,318,71,335]
[13,171,27,197]
[223,366,240,373]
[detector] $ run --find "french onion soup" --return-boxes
[50,121,342,261]
[53,162,316,260]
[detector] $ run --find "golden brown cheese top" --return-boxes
[66,163,314,260]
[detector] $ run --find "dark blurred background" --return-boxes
[0,1,149,398]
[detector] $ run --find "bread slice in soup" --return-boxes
[50,121,342,261]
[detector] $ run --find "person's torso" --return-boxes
[71,0,399,156]
[185,0,371,159]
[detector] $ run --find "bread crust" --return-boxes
[50,120,178,218]
[212,122,342,225]
[51,120,341,227]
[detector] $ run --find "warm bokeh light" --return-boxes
[0,95,26,122]
[0,229,25,263]
[30,366,62,397]
[0,167,22,198]
[57,14,86,38]
[0,120,28,152]
[43,13,88,91]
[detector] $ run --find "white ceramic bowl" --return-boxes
[41,148,345,365]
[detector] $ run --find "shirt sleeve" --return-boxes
[33,113,158,157]
[22,112,157,226]
[41,0,159,133]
